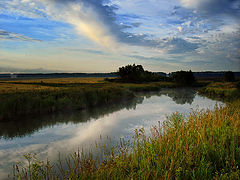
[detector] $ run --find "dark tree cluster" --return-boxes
[172,70,196,86]
[224,71,235,82]
[117,64,165,83]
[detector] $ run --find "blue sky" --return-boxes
[0,0,239,73]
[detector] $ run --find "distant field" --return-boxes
[0,77,177,94]
[0,77,106,84]
[0,77,107,93]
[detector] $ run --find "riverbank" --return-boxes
[0,78,181,121]
[198,81,240,101]
[13,97,240,179]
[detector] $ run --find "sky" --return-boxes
[0,0,240,73]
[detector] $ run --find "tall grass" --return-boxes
[13,100,240,179]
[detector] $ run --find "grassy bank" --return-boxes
[0,78,179,121]
[198,81,240,101]
[0,86,134,121]
[13,99,240,179]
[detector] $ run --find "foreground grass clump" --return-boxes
[14,100,240,179]
[198,81,240,100]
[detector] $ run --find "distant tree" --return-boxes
[118,64,144,82]
[117,64,165,83]
[224,71,235,82]
[172,70,195,86]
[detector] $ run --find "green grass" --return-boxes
[0,86,134,121]
[13,100,240,179]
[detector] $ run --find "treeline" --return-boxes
[117,64,166,83]
[110,64,196,86]
[109,64,237,86]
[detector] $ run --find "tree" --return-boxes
[172,70,195,86]
[224,71,235,82]
[117,64,165,82]
[118,64,144,82]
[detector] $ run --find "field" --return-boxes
[0,77,106,93]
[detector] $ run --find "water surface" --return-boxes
[0,88,223,179]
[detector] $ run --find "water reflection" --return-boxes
[0,88,198,139]
[0,97,144,139]
[160,88,196,105]
[142,88,197,105]
[0,88,197,139]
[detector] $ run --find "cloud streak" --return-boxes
[0,66,64,73]
[0,29,41,41]
[40,0,119,48]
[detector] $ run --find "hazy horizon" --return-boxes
[1,0,240,73]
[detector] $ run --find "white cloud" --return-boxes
[42,0,120,49]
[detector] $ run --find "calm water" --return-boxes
[0,88,223,179]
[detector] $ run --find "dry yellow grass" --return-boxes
[0,77,106,84]
[0,82,60,93]
[0,77,106,94]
